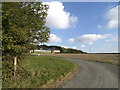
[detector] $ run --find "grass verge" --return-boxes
[0,57,1,89]
[3,55,75,88]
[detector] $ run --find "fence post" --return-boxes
[14,56,17,76]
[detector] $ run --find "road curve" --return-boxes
[60,58,118,88]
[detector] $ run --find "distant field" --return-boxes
[3,55,75,88]
[40,54,119,65]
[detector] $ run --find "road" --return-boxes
[60,58,118,88]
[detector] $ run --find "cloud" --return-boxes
[89,42,94,45]
[97,25,102,29]
[80,45,85,48]
[107,20,118,29]
[67,38,75,43]
[105,36,118,42]
[105,5,118,29]
[72,46,77,49]
[61,46,77,49]
[68,34,111,44]
[43,1,78,29]
[69,16,78,28]
[102,34,112,38]
[61,46,69,48]
[48,34,62,43]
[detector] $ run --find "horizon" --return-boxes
[38,44,120,54]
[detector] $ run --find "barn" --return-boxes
[29,45,61,53]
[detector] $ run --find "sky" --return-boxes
[40,1,118,53]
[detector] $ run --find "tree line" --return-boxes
[37,45,87,54]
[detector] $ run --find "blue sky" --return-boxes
[41,2,118,53]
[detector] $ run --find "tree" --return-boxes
[0,3,2,49]
[2,2,50,57]
[2,2,50,76]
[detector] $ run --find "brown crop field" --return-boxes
[39,54,119,65]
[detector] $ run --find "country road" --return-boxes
[59,58,118,88]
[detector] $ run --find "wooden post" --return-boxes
[14,56,17,76]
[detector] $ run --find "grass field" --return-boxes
[40,54,119,65]
[3,55,75,88]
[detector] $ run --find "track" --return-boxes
[60,58,118,88]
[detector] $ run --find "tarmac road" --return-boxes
[60,58,118,88]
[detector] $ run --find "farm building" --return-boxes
[29,45,61,53]
[51,50,60,53]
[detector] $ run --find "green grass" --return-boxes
[32,52,51,54]
[3,55,75,88]
[24,52,49,54]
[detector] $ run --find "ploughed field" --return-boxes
[41,54,118,65]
